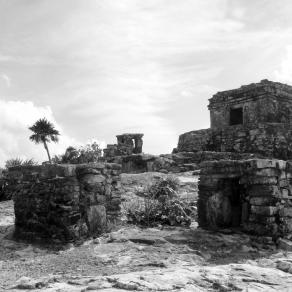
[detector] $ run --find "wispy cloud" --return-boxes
[1,73,10,87]
[274,45,292,83]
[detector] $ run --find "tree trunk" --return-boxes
[43,140,51,163]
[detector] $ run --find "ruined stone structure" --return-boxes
[177,80,292,160]
[103,133,143,158]
[199,159,292,238]
[8,163,121,243]
[177,80,292,237]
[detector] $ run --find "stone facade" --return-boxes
[176,80,292,160]
[178,124,292,160]
[198,159,292,237]
[104,133,143,158]
[8,163,121,243]
[209,79,292,130]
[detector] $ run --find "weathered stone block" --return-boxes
[250,206,278,216]
[86,205,107,234]
[81,174,105,184]
[249,214,276,224]
[248,185,280,198]
[281,188,290,199]
[243,222,278,236]
[249,196,278,206]
[279,208,292,217]
[278,238,292,251]
[240,176,278,185]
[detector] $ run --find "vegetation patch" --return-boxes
[124,177,195,227]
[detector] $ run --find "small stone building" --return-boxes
[199,159,292,238]
[177,80,292,160]
[103,133,143,158]
[174,80,292,237]
[209,79,292,130]
[8,163,121,243]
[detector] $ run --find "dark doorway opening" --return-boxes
[220,178,246,228]
[229,178,243,227]
[230,107,243,126]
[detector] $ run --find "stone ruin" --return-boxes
[103,133,143,158]
[177,79,292,160]
[187,80,292,237]
[199,159,292,238]
[10,79,292,242]
[8,163,121,243]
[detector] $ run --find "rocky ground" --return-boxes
[1,172,292,291]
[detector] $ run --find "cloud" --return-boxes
[1,73,11,87]
[0,99,79,167]
[274,45,292,83]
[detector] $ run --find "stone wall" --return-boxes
[177,129,214,152]
[105,152,260,174]
[8,163,121,243]
[177,123,292,160]
[198,159,292,238]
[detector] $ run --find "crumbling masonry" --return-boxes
[199,159,292,237]
[185,80,292,237]
[177,80,292,160]
[103,133,143,158]
[9,163,121,243]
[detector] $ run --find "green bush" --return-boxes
[125,177,194,227]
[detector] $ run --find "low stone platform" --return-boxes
[7,163,122,243]
[198,159,292,238]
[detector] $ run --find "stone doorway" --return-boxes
[203,177,247,230]
[227,178,245,228]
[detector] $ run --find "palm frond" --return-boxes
[29,118,60,144]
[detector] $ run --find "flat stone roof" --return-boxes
[209,79,292,107]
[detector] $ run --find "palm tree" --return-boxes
[29,118,60,163]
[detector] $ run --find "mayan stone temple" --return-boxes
[188,79,292,238]
[178,79,292,158]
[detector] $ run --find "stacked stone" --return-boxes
[177,129,213,152]
[198,159,292,238]
[177,124,292,160]
[241,160,286,236]
[103,144,118,158]
[9,163,121,243]
[103,133,144,159]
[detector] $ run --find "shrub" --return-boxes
[0,158,37,201]
[53,142,102,164]
[125,176,194,227]
[5,158,37,168]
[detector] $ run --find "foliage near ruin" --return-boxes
[124,177,195,227]
[29,118,60,164]
[52,142,102,164]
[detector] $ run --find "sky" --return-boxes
[1,0,292,166]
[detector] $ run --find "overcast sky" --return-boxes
[1,0,292,165]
